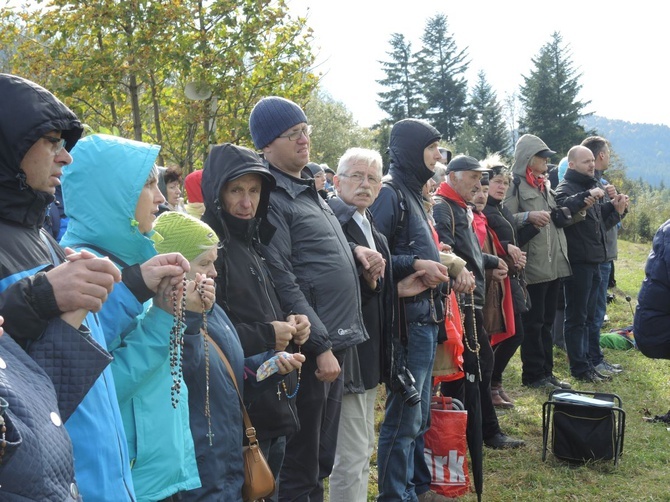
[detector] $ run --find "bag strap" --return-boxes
[205,333,258,445]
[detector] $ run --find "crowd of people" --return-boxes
[0,71,634,502]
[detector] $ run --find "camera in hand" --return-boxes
[550,206,572,228]
[393,367,421,407]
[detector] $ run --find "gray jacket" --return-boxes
[504,134,571,285]
[261,164,368,355]
[595,170,624,261]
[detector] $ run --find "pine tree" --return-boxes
[461,70,510,158]
[414,14,469,142]
[519,32,592,156]
[377,33,422,122]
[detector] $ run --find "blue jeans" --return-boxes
[563,263,602,377]
[377,323,438,502]
[589,261,611,367]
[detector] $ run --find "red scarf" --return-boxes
[525,167,546,193]
[472,212,487,248]
[435,182,468,208]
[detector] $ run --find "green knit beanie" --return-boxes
[154,211,219,261]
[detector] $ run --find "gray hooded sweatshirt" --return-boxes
[503,134,571,285]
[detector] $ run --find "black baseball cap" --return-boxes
[446,154,490,173]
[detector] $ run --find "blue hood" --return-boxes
[60,134,161,265]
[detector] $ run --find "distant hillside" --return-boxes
[581,115,670,187]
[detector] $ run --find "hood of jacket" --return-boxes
[0,74,83,228]
[387,119,442,192]
[201,143,276,245]
[60,134,160,265]
[512,134,553,177]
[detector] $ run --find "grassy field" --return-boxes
[353,239,670,501]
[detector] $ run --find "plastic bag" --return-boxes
[424,396,470,498]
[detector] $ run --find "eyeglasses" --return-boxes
[339,173,381,186]
[278,125,313,141]
[42,136,67,155]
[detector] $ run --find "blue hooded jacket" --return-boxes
[61,134,200,501]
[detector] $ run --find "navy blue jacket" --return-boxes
[0,318,111,501]
[634,220,670,358]
[370,118,444,323]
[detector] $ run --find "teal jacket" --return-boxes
[61,134,200,501]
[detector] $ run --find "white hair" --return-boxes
[337,148,383,178]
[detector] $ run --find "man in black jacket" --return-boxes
[201,143,310,490]
[369,119,454,502]
[432,155,524,450]
[555,145,626,382]
[249,96,374,501]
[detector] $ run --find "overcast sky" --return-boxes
[287,0,669,128]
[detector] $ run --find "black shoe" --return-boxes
[523,377,560,390]
[574,370,603,383]
[546,375,572,389]
[484,432,525,449]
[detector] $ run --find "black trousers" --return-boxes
[492,311,524,385]
[441,307,500,440]
[278,355,343,502]
[520,279,560,384]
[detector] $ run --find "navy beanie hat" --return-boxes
[249,96,308,150]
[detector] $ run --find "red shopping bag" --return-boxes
[424,396,470,498]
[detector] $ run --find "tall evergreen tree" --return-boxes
[377,33,421,122]
[414,13,469,142]
[518,31,591,155]
[462,70,510,158]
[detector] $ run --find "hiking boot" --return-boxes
[497,385,514,404]
[546,375,572,389]
[491,388,514,409]
[523,377,560,391]
[417,489,458,502]
[484,432,525,449]
[593,368,613,381]
[574,370,604,383]
[599,360,623,373]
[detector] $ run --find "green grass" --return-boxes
[349,238,670,501]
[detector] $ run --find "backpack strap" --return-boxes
[433,194,456,239]
[382,179,407,252]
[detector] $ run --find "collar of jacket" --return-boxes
[486,195,503,209]
[269,164,314,199]
[0,183,53,228]
[221,210,260,244]
[326,195,360,226]
[563,168,598,188]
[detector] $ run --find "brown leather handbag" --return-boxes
[206,334,276,501]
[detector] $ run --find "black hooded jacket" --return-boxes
[369,118,444,323]
[0,74,83,342]
[201,143,299,440]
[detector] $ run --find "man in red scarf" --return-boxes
[433,155,524,449]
